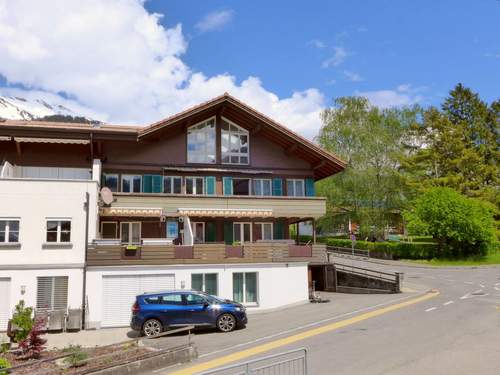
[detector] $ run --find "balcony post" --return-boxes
[312,219,317,244]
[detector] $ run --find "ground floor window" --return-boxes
[233,222,252,243]
[36,276,68,310]
[191,273,218,296]
[233,272,258,304]
[120,222,141,244]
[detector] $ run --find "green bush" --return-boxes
[11,300,33,343]
[0,357,11,375]
[63,345,88,368]
[404,187,496,257]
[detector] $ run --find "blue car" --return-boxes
[130,290,248,337]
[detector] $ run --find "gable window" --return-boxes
[286,179,305,197]
[120,222,141,244]
[187,118,216,164]
[253,179,272,196]
[46,220,71,243]
[254,223,273,241]
[233,272,258,305]
[103,174,118,192]
[163,176,182,194]
[0,219,19,243]
[121,175,142,193]
[101,222,118,239]
[191,273,218,296]
[37,276,68,310]
[221,118,249,165]
[186,177,204,195]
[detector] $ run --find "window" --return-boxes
[187,118,216,164]
[0,219,19,243]
[166,221,179,239]
[161,293,184,305]
[103,174,118,192]
[36,276,68,310]
[221,118,249,165]
[253,179,272,196]
[120,222,141,244]
[233,178,250,195]
[121,175,142,193]
[186,177,204,195]
[233,223,252,244]
[191,273,218,296]
[233,272,258,305]
[46,220,71,243]
[286,179,305,197]
[254,223,273,241]
[191,222,205,244]
[163,176,182,194]
[101,222,118,239]
[185,293,208,305]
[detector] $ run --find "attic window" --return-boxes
[221,118,249,165]
[187,118,216,164]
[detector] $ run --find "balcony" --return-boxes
[86,242,327,266]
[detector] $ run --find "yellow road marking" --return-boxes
[169,290,439,375]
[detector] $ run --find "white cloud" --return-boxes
[355,85,424,108]
[343,70,363,82]
[322,47,348,68]
[195,10,233,33]
[0,1,325,139]
[309,39,325,49]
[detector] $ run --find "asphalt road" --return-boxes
[156,258,500,375]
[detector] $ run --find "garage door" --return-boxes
[0,278,11,331]
[102,274,175,327]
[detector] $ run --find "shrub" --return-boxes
[63,345,88,368]
[11,300,33,343]
[0,358,11,375]
[18,318,46,359]
[404,187,496,257]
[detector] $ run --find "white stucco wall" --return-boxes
[85,262,309,328]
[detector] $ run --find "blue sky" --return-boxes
[149,0,500,106]
[0,0,498,138]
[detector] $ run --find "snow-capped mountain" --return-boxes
[0,95,89,121]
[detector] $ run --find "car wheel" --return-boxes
[142,318,163,337]
[217,313,236,332]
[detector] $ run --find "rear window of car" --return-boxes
[161,293,183,305]
[143,296,161,304]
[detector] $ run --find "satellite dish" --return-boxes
[100,187,114,205]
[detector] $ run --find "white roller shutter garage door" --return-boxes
[102,274,175,327]
[0,278,11,331]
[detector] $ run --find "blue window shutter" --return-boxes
[205,176,216,195]
[272,178,283,196]
[305,178,315,197]
[223,177,233,195]
[152,175,163,193]
[143,175,153,193]
[274,219,285,240]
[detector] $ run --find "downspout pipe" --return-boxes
[82,191,90,330]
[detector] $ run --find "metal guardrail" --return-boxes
[199,348,308,375]
[333,262,400,283]
[327,245,370,258]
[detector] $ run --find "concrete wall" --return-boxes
[85,262,309,328]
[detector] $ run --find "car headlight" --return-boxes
[235,306,246,312]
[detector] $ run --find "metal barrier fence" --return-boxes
[199,348,307,375]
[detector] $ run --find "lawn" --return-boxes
[404,249,500,266]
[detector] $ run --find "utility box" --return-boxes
[66,309,82,331]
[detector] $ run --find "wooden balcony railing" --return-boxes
[86,243,327,266]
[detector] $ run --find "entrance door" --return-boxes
[191,222,205,243]
[233,223,252,243]
[0,278,10,330]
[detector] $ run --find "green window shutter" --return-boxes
[224,221,233,244]
[305,178,315,197]
[152,175,163,193]
[223,177,233,195]
[143,175,153,193]
[205,221,216,242]
[205,176,216,195]
[272,178,283,196]
[274,219,285,240]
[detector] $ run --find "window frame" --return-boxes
[45,219,71,243]
[187,117,217,164]
[36,276,69,311]
[233,222,252,244]
[191,222,205,243]
[232,178,251,196]
[121,174,142,193]
[102,173,119,192]
[286,179,305,197]
[255,222,273,241]
[100,221,118,239]
[232,272,258,306]
[185,176,205,195]
[191,273,219,295]
[166,220,179,239]
[163,176,182,194]
[0,218,20,243]
[120,221,141,245]
[252,179,272,196]
[221,117,250,165]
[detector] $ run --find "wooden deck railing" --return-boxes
[86,243,327,266]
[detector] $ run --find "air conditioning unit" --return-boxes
[178,217,184,223]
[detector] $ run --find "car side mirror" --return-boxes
[203,301,209,308]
